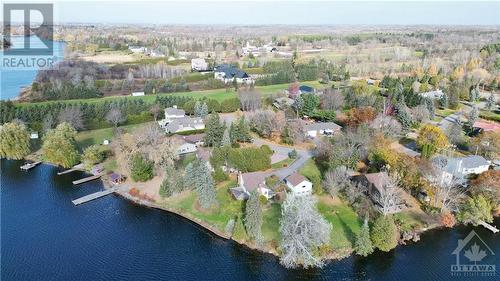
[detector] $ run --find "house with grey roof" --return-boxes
[353,172,405,214]
[158,105,187,128]
[284,172,312,196]
[230,172,274,200]
[165,116,205,134]
[214,64,252,84]
[305,122,342,138]
[434,155,490,185]
[419,89,444,99]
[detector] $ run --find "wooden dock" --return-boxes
[72,187,117,205]
[57,164,84,175]
[72,174,102,185]
[20,161,41,170]
[480,221,499,233]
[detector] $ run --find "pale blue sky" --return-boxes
[54,1,500,25]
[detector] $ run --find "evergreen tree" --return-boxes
[193,159,218,209]
[130,153,154,182]
[194,101,202,117]
[222,127,231,147]
[371,215,398,252]
[200,102,209,116]
[0,121,31,160]
[244,191,263,245]
[203,113,225,147]
[395,101,413,132]
[486,93,495,110]
[439,92,448,108]
[236,116,252,142]
[355,219,374,257]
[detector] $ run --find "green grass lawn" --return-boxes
[299,159,323,193]
[271,157,294,169]
[479,110,500,122]
[16,81,326,107]
[436,108,456,117]
[75,123,146,149]
[262,203,281,243]
[317,197,362,250]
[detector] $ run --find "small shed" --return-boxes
[109,173,125,185]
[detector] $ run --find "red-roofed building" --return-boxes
[473,120,500,132]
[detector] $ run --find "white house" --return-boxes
[158,106,186,128]
[165,117,205,134]
[230,172,274,200]
[305,122,342,138]
[30,132,39,139]
[214,65,252,84]
[176,142,197,155]
[434,155,490,185]
[284,172,312,196]
[131,92,145,97]
[419,89,444,99]
[129,46,147,54]
[191,58,209,71]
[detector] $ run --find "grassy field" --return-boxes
[317,196,362,250]
[75,122,146,149]
[271,157,294,169]
[16,81,327,107]
[436,108,457,117]
[299,159,323,193]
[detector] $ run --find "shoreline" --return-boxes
[16,159,494,266]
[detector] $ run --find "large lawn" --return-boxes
[317,196,362,250]
[16,81,327,107]
[75,122,146,149]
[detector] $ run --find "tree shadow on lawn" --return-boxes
[336,213,357,247]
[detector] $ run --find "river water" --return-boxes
[1,159,498,280]
[0,37,65,100]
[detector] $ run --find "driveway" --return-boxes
[252,137,313,180]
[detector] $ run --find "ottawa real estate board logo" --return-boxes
[451,230,496,277]
[2,3,56,69]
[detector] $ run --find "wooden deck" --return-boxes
[72,174,103,185]
[72,187,117,206]
[57,164,84,175]
[20,161,41,170]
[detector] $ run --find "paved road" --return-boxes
[252,137,313,180]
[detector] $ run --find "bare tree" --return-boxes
[239,90,262,111]
[247,109,285,138]
[106,107,126,127]
[321,89,344,110]
[58,106,84,130]
[370,114,402,137]
[150,104,162,121]
[425,165,466,213]
[323,166,351,198]
[279,195,331,269]
[378,175,402,216]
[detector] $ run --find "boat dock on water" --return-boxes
[20,161,42,170]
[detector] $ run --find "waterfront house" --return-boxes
[191,58,209,71]
[353,172,405,214]
[284,172,312,196]
[165,117,205,134]
[109,173,125,185]
[305,122,342,138]
[214,65,251,84]
[434,155,490,185]
[230,172,274,200]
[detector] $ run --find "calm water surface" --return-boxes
[1,159,499,281]
[1,37,65,100]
